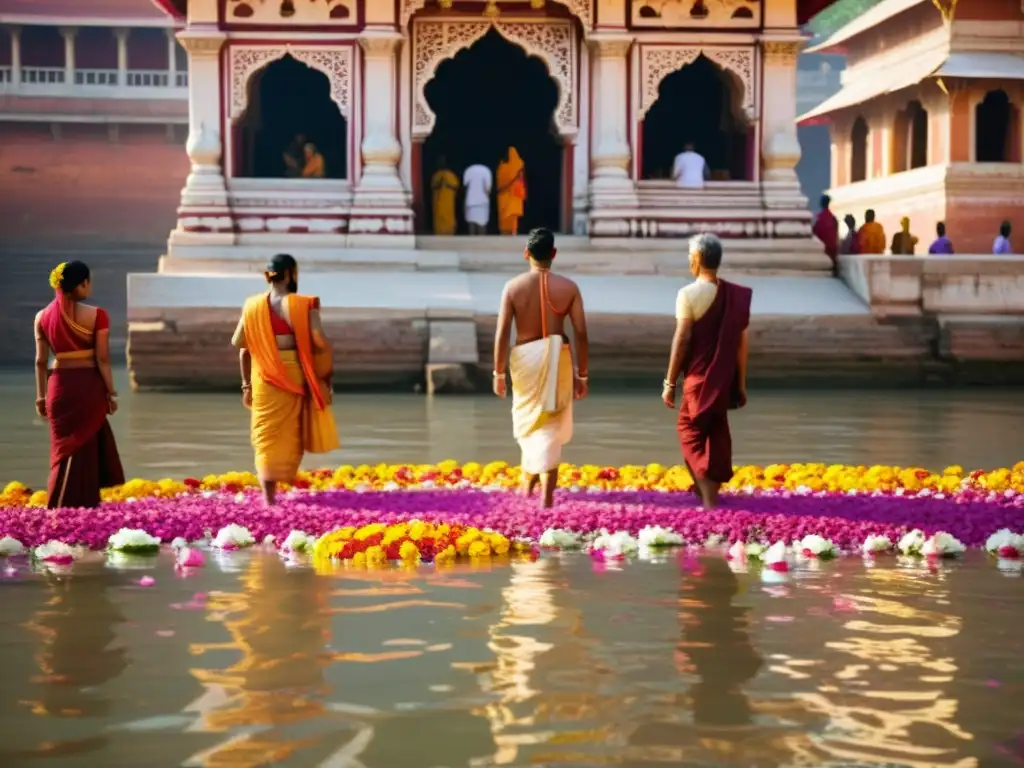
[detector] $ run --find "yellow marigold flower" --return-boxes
[408,521,431,541]
[351,552,367,568]
[355,523,387,540]
[399,541,420,562]
[435,545,457,564]
[490,537,510,556]
[29,490,47,507]
[943,465,964,476]
[468,540,491,558]
[365,546,387,567]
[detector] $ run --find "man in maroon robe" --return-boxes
[812,194,839,275]
[661,234,751,509]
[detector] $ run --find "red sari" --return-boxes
[39,298,124,508]
[677,280,752,484]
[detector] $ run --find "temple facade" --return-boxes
[801,0,1024,253]
[150,0,832,268]
[0,1,190,246]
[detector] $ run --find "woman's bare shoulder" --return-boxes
[77,303,100,329]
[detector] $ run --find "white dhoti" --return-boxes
[510,336,573,475]
[465,204,490,227]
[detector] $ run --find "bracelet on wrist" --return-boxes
[241,383,252,391]
[663,378,676,388]
[492,370,505,378]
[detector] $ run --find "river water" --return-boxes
[2,372,1024,767]
[2,369,1024,488]
[1,551,1023,767]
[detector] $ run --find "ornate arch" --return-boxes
[228,45,354,121]
[412,19,577,138]
[639,45,755,121]
[400,0,593,32]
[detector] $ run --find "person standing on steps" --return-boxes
[462,160,493,235]
[492,228,589,508]
[662,234,751,510]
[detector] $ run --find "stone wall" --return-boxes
[127,307,1024,391]
[0,123,187,248]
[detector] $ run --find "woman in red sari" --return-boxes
[35,261,124,508]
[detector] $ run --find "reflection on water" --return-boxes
[1,552,1021,767]
[2,369,1024,486]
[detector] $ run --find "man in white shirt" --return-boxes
[672,142,710,189]
[462,162,493,235]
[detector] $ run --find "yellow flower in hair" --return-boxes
[49,262,67,291]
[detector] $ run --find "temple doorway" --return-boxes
[641,55,749,181]
[420,29,563,234]
[236,55,348,179]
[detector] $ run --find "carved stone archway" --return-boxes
[412,19,577,138]
[401,0,593,32]
[639,45,755,121]
[228,45,354,122]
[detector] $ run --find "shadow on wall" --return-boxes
[0,123,189,249]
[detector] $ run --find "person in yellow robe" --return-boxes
[496,146,527,236]
[430,156,459,236]
[300,143,325,178]
[231,253,339,505]
[889,216,919,255]
[857,208,887,254]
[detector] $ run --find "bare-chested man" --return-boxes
[492,227,589,508]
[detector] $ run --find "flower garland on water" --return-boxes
[107,528,161,555]
[0,487,1022,573]
[3,461,1024,508]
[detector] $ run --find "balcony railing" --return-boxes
[75,68,119,86]
[0,67,10,84]
[22,67,66,85]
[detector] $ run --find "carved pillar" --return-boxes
[356,32,405,198]
[588,35,637,208]
[166,28,178,87]
[114,28,129,86]
[760,37,806,207]
[175,30,229,216]
[59,27,76,85]
[9,26,21,87]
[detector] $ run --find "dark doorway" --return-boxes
[641,55,749,181]
[850,115,868,183]
[976,89,1017,163]
[236,55,348,179]
[421,29,563,234]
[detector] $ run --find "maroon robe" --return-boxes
[813,209,839,267]
[39,297,124,508]
[677,280,752,484]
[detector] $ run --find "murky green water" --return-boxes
[0,551,1022,767]
[1,369,1023,488]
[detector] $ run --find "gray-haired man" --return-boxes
[661,234,752,509]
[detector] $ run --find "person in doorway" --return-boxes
[672,142,710,189]
[928,222,954,255]
[462,160,493,235]
[858,209,886,254]
[812,194,839,274]
[839,214,860,256]
[994,220,1013,254]
[300,142,325,178]
[662,234,752,510]
[497,146,527,236]
[232,254,339,506]
[283,133,308,178]
[35,261,125,508]
[430,156,460,236]
[492,228,589,508]
[890,216,918,255]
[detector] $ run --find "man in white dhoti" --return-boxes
[672,142,710,189]
[492,228,590,508]
[462,161,493,235]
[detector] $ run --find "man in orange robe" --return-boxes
[662,234,752,509]
[857,209,887,254]
[497,146,527,236]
